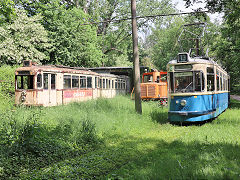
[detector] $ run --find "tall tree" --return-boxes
[184,0,240,91]
[131,0,142,114]
[42,5,103,67]
[11,0,103,67]
[86,0,175,67]
[0,9,50,65]
[0,0,15,24]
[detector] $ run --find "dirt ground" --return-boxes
[230,95,240,101]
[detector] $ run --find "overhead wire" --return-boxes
[79,10,210,26]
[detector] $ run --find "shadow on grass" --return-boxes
[150,108,169,124]
[23,134,240,179]
[229,99,240,109]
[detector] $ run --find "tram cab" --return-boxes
[140,71,168,102]
[167,52,229,122]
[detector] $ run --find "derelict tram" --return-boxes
[167,52,230,122]
[15,60,129,106]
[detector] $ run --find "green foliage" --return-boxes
[0,65,17,111]
[211,5,240,91]
[42,5,103,67]
[11,0,103,67]
[90,0,175,67]
[0,65,17,95]
[0,9,50,65]
[0,0,15,24]
[183,0,240,91]
[149,17,184,70]
[0,107,102,178]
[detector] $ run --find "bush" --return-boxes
[0,65,17,96]
[0,108,103,179]
[0,65,18,111]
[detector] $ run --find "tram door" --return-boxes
[43,73,57,106]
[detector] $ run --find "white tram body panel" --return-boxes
[15,62,129,107]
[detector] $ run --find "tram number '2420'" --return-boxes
[63,90,92,98]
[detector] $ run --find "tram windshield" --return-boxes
[160,74,167,82]
[16,75,34,89]
[143,75,153,83]
[173,71,204,93]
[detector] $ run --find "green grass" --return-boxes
[0,96,240,179]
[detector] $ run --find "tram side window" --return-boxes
[169,73,174,93]
[106,79,109,89]
[37,74,42,88]
[207,68,215,91]
[115,80,117,89]
[100,79,102,88]
[103,79,106,89]
[109,79,111,89]
[80,76,86,89]
[220,73,223,91]
[16,75,34,89]
[123,81,126,89]
[216,71,220,91]
[72,76,79,89]
[225,78,228,91]
[44,74,49,89]
[112,80,114,89]
[95,77,97,88]
[51,74,56,89]
[118,80,121,89]
[64,75,71,89]
[87,77,92,88]
[194,72,201,91]
[223,75,225,91]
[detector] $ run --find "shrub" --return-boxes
[0,65,17,96]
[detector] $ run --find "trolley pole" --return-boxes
[131,0,142,114]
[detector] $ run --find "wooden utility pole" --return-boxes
[75,0,79,8]
[131,0,142,114]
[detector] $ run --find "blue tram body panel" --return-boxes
[168,92,228,122]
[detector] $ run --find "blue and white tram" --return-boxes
[167,52,229,122]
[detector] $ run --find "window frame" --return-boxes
[72,75,80,89]
[63,75,71,89]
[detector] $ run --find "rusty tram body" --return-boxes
[140,71,168,104]
[15,61,129,106]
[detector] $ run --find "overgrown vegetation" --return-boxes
[0,96,239,179]
[0,65,17,111]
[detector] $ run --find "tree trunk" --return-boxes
[131,0,142,114]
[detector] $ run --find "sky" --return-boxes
[172,0,223,23]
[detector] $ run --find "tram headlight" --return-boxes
[180,99,187,106]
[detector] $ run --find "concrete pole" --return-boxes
[131,0,142,114]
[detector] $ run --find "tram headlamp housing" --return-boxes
[180,99,187,106]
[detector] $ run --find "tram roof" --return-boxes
[15,64,98,75]
[168,56,217,65]
[98,73,128,78]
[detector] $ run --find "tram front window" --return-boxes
[173,71,204,93]
[160,74,167,82]
[143,75,153,83]
[175,72,193,93]
[16,75,34,89]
